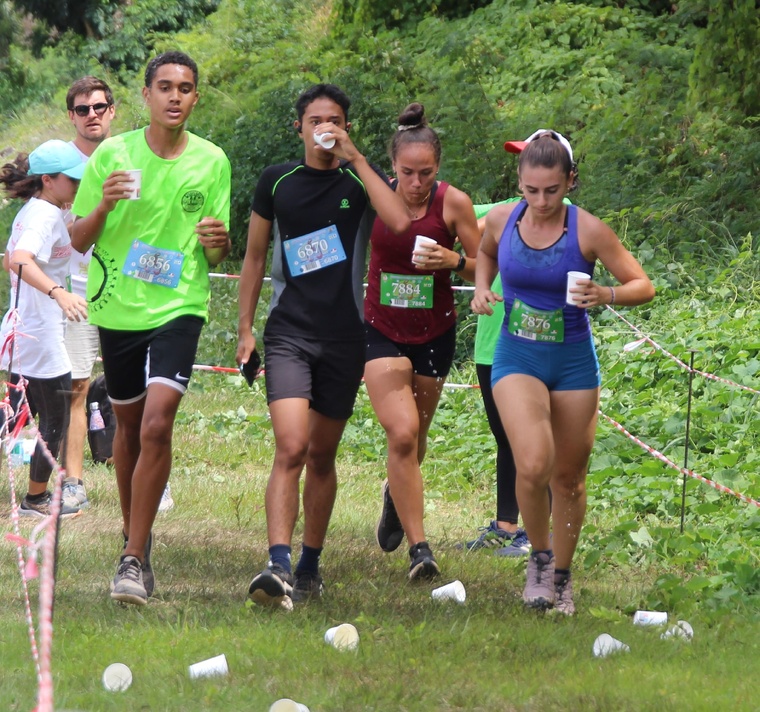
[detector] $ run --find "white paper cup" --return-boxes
[269,699,310,712]
[566,270,590,306]
[412,235,437,265]
[314,132,335,149]
[188,653,229,679]
[431,579,466,604]
[324,623,359,651]
[661,620,694,641]
[125,169,141,200]
[633,610,668,626]
[592,633,630,658]
[102,662,132,692]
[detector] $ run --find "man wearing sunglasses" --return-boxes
[61,77,116,512]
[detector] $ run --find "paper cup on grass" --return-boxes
[566,270,590,306]
[314,132,335,149]
[412,235,437,265]
[431,579,466,604]
[661,620,693,641]
[188,653,229,679]
[125,169,141,200]
[633,610,667,626]
[269,700,310,712]
[102,662,132,692]
[592,633,630,658]
[324,623,359,651]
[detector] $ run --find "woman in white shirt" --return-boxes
[1,140,88,517]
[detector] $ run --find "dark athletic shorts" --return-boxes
[364,321,456,379]
[263,332,366,421]
[98,314,204,403]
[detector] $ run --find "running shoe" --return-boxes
[523,551,555,610]
[291,570,324,604]
[111,555,148,606]
[553,574,575,616]
[376,479,404,552]
[120,531,155,597]
[62,478,89,508]
[495,528,530,557]
[248,563,294,607]
[158,483,174,513]
[408,541,441,581]
[19,491,81,519]
[459,520,514,551]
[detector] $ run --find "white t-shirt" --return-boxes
[0,197,72,378]
[67,141,93,299]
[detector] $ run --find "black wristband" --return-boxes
[453,254,466,272]
[48,285,64,298]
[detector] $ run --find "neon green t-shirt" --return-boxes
[72,128,231,330]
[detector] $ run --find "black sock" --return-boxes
[25,491,48,502]
[409,541,431,558]
[295,544,323,576]
[268,544,292,574]
[554,568,571,585]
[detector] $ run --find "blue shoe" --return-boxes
[495,528,530,557]
[459,521,514,551]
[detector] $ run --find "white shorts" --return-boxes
[64,318,100,380]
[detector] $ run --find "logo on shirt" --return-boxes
[340,198,350,209]
[181,190,204,213]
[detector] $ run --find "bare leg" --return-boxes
[64,377,90,480]
[116,383,184,560]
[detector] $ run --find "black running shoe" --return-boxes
[408,541,441,581]
[291,570,324,604]
[248,563,294,607]
[376,479,404,552]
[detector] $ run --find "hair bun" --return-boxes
[397,102,427,130]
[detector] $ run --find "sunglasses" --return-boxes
[73,102,111,117]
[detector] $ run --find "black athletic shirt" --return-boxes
[251,160,386,340]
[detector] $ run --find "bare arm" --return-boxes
[195,217,231,267]
[419,186,479,282]
[236,211,271,365]
[471,206,510,315]
[70,170,133,253]
[573,210,655,308]
[9,250,88,320]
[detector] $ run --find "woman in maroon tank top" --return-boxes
[364,103,480,581]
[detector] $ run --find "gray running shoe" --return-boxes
[111,555,148,606]
[495,528,530,557]
[291,570,324,604]
[62,479,89,508]
[376,479,404,552]
[121,531,155,597]
[408,542,441,582]
[20,491,81,519]
[554,575,575,616]
[248,563,293,607]
[523,551,555,609]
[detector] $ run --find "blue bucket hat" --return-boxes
[28,140,86,180]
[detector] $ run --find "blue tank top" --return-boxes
[498,201,594,344]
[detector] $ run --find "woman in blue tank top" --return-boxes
[471,130,655,615]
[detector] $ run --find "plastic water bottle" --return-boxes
[9,441,24,467]
[90,402,106,431]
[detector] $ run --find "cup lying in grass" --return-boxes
[592,633,630,658]
[324,623,359,651]
[269,699,310,712]
[661,620,694,641]
[188,653,228,679]
[431,579,466,604]
[102,662,132,692]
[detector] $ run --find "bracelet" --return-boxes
[453,254,466,272]
[48,285,64,298]
[609,286,616,305]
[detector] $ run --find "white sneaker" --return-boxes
[158,483,174,513]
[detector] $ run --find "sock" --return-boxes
[554,568,571,585]
[531,548,554,563]
[64,477,83,486]
[409,541,430,558]
[295,544,322,576]
[25,491,48,502]
[268,544,292,574]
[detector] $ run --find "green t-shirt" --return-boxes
[72,128,231,330]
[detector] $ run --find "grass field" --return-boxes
[1,368,758,711]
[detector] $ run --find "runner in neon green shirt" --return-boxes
[71,51,231,606]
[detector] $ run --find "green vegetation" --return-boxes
[0,1,758,709]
